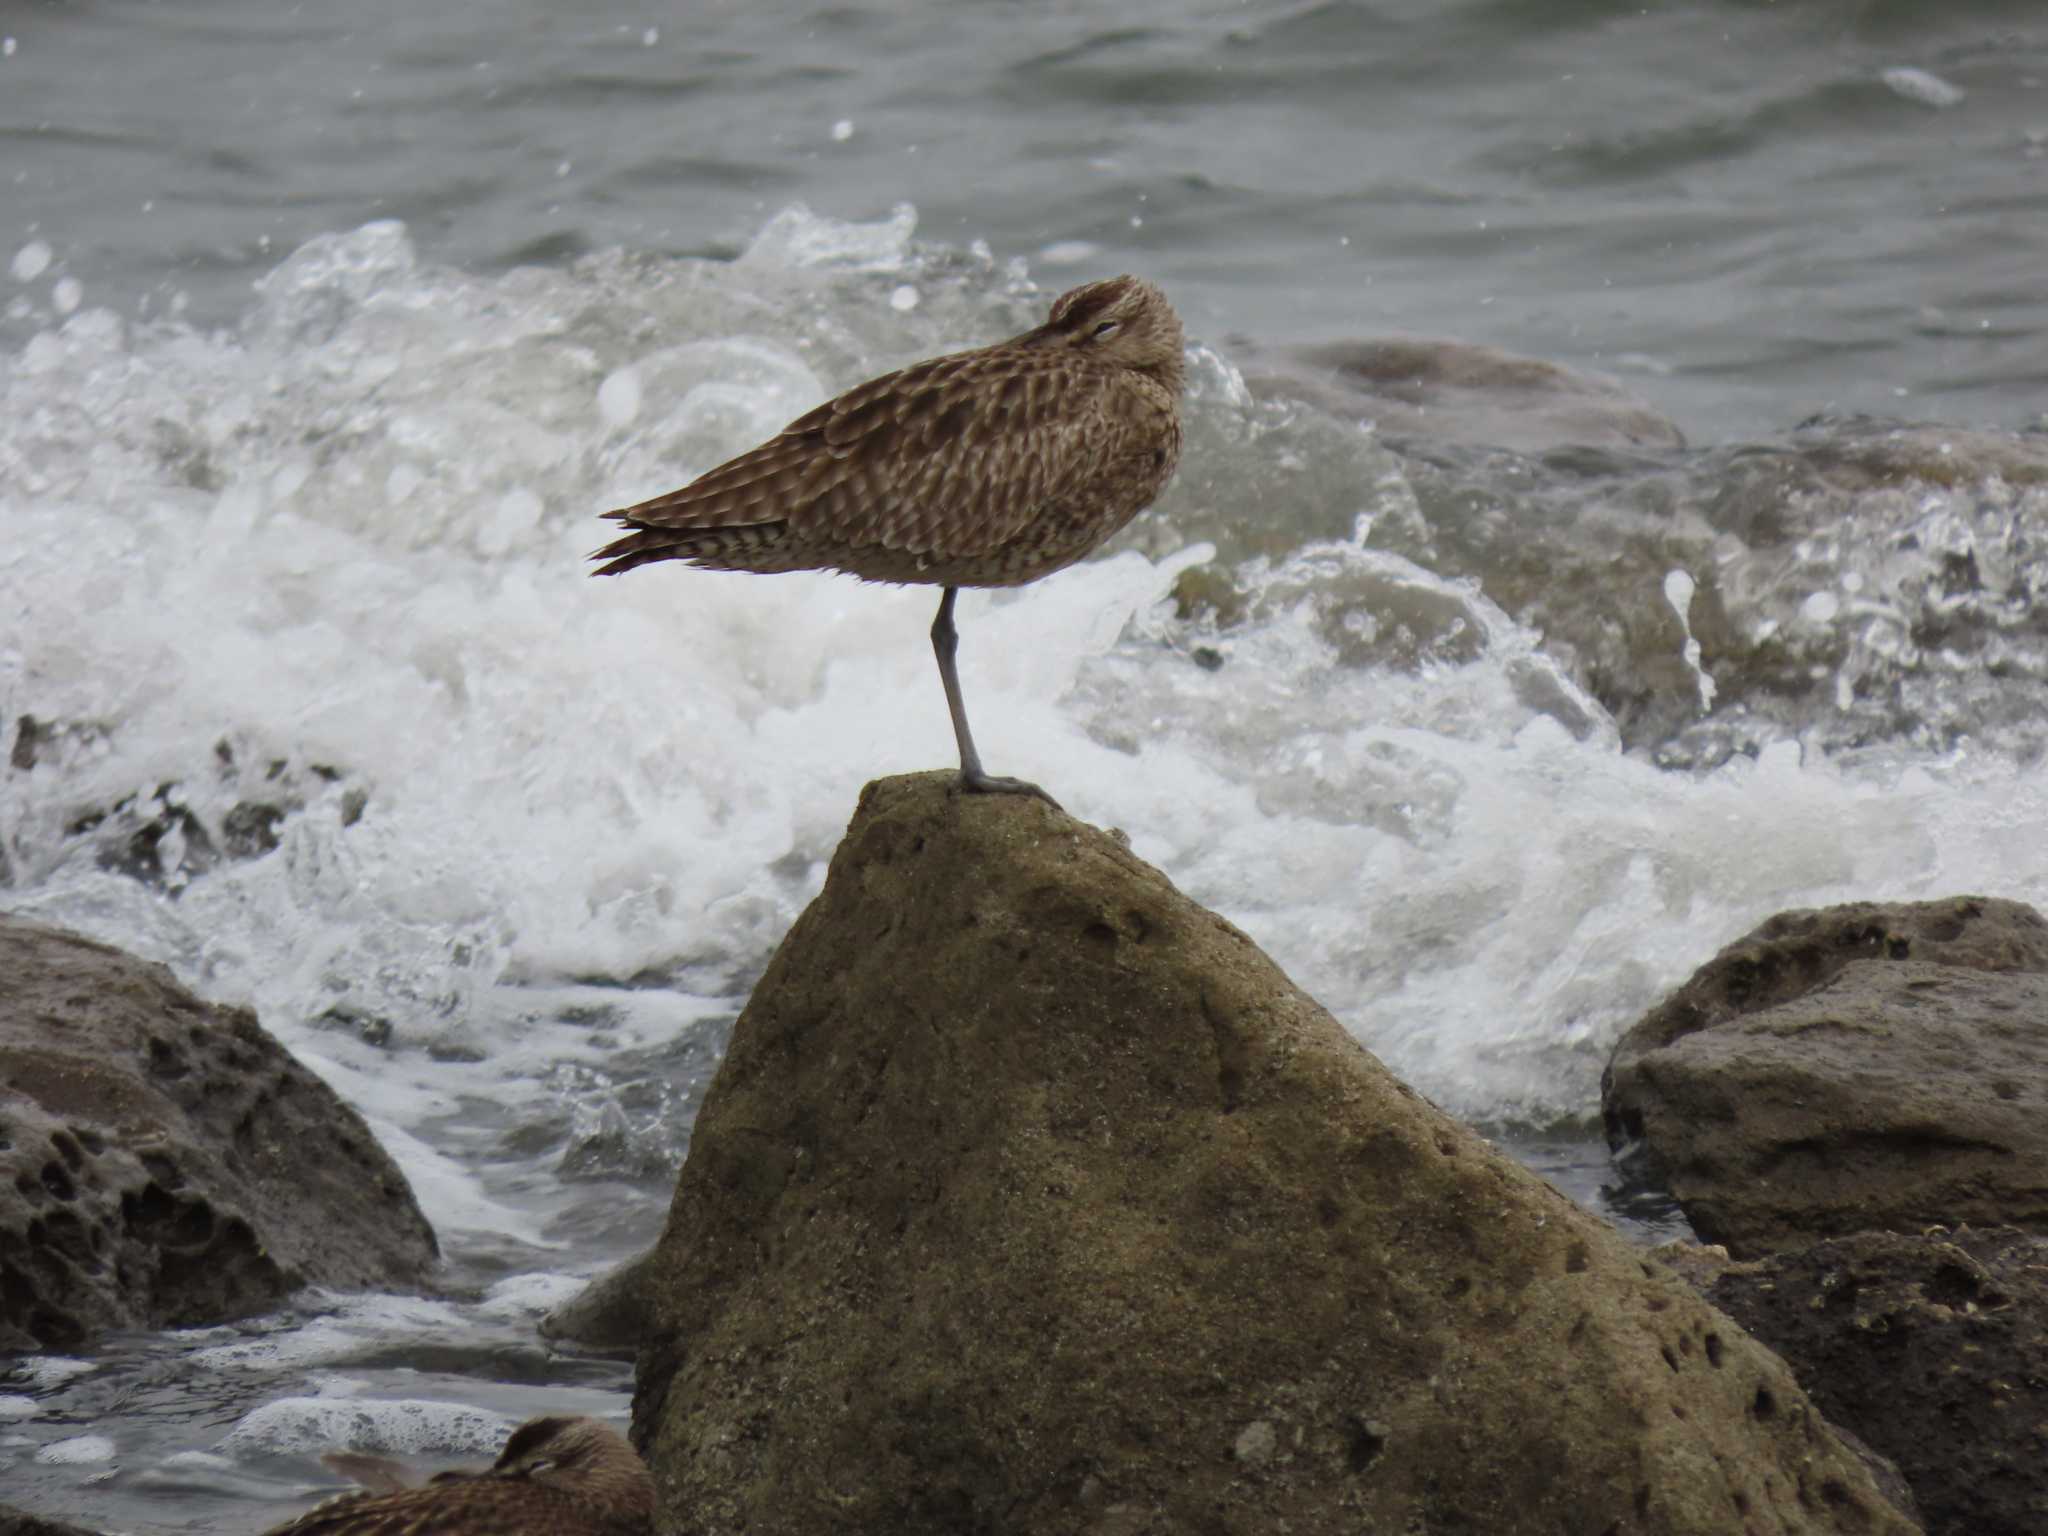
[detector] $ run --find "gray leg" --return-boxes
[930,587,1060,807]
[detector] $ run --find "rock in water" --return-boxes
[632,773,1916,1536]
[0,916,438,1351]
[539,1248,657,1358]
[1602,897,2048,1255]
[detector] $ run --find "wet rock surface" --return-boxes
[1603,897,2048,1255]
[0,1504,103,1536]
[0,916,439,1351]
[540,1250,657,1359]
[633,773,1916,1536]
[1707,1227,2048,1536]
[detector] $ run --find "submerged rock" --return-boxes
[0,1504,103,1536]
[0,916,439,1351]
[1244,336,1687,455]
[1602,897,2048,1255]
[633,773,1916,1536]
[1709,1227,2048,1536]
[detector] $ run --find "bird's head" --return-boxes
[491,1415,653,1518]
[1039,275,1185,391]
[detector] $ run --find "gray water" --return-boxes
[6,0,2045,442]
[2,2,2043,1531]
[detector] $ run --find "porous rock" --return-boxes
[1602,898,2048,1255]
[0,916,438,1351]
[633,773,1917,1536]
[1708,1227,2048,1536]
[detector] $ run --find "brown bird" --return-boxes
[590,274,1186,804]
[260,1414,652,1535]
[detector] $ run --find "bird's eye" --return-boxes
[1090,320,1121,341]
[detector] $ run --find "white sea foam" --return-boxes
[218,1397,511,1458]
[3,203,2044,1160]
[36,1433,116,1464]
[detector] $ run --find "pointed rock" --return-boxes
[634,774,1917,1535]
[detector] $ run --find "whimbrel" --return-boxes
[261,1414,652,1535]
[590,275,1185,804]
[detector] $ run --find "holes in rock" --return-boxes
[146,1035,189,1080]
[122,1180,179,1236]
[70,1125,105,1156]
[1564,1242,1589,1274]
[1315,1195,1340,1229]
[1444,1275,1472,1302]
[49,1130,84,1169]
[1926,1261,1983,1308]
[1082,921,1117,955]
[170,1200,216,1248]
[39,1161,77,1202]
[1634,1486,1651,1518]
[1345,1419,1384,1474]
[139,1151,185,1191]
[26,1304,85,1350]
[34,1210,102,1276]
[1704,1332,1723,1368]
[1659,1346,1679,1372]
[1752,1385,1776,1421]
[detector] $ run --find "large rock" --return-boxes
[0,916,439,1350]
[1708,1227,2048,1536]
[1602,898,2048,1254]
[633,775,1916,1536]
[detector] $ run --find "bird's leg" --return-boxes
[930,587,1060,808]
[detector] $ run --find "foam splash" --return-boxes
[4,204,2045,1148]
[218,1397,512,1459]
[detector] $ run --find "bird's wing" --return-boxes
[788,348,1120,558]
[603,347,1127,559]
[261,1478,560,1535]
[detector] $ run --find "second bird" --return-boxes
[590,274,1185,805]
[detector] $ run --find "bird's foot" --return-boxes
[959,767,1063,810]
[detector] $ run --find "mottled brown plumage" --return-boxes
[261,1415,651,1536]
[591,274,1185,802]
